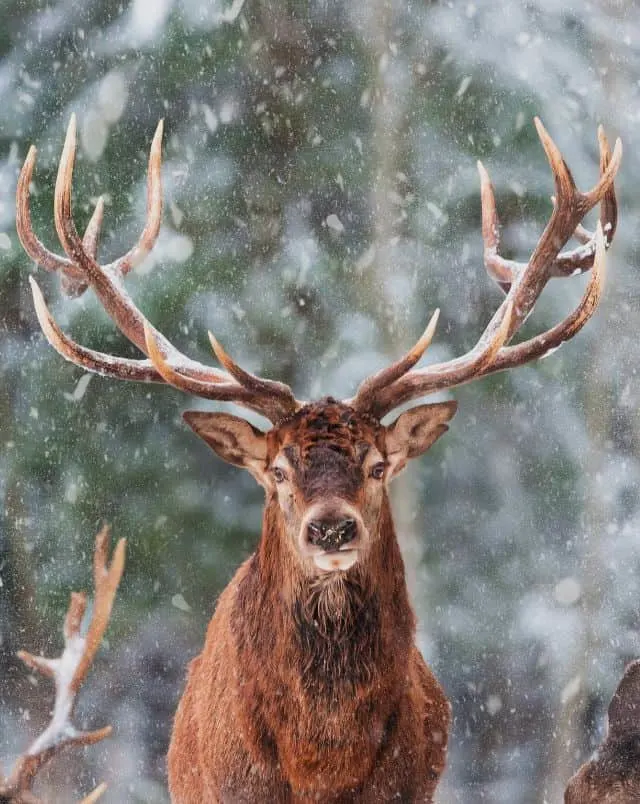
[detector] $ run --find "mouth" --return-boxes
[312,547,359,573]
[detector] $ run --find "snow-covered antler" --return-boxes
[0,526,126,804]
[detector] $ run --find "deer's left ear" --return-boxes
[384,401,457,478]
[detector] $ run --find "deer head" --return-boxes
[16,115,620,579]
[184,397,456,574]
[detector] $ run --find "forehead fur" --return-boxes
[270,398,382,458]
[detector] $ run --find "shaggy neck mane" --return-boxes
[234,495,414,699]
[291,569,382,695]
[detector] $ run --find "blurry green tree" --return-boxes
[1,1,640,801]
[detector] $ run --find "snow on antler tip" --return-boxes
[2,528,126,802]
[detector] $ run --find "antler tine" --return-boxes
[17,114,154,353]
[103,120,164,277]
[29,276,163,382]
[0,527,125,803]
[349,310,440,413]
[355,226,603,418]
[59,196,106,298]
[352,298,514,418]
[502,118,619,339]
[597,124,618,241]
[547,123,619,280]
[71,525,125,693]
[477,123,620,292]
[81,196,105,260]
[29,115,171,360]
[477,160,519,291]
[145,324,300,422]
[350,120,620,420]
[479,220,606,377]
[80,783,108,804]
[533,116,577,200]
[16,139,108,303]
[208,332,302,413]
[16,144,85,282]
[53,115,147,328]
[29,275,245,386]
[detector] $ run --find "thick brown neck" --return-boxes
[227,492,428,793]
[233,494,415,697]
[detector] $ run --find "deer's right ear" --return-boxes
[183,411,268,485]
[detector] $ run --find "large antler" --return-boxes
[18,117,621,425]
[0,526,126,804]
[349,119,621,420]
[16,116,301,424]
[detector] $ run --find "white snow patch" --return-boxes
[218,0,246,23]
[171,593,192,612]
[426,201,446,221]
[64,477,83,504]
[202,103,219,133]
[486,694,502,716]
[219,99,238,124]
[127,0,173,45]
[325,214,344,233]
[456,76,472,98]
[63,373,92,402]
[554,577,581,606]
[165,233,194,263]
[539,344,561,360]
[81,110,109,162]
[98,70,128,123]
[561,674,582,705]
[169,201,184,228]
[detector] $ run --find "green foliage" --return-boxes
[1,2,639,801]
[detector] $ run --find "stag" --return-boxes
[565,660,640,803]
[16,115,620,802]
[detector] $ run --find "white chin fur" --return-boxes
[313,550,358,573]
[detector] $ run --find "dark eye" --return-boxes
[272,466,287,483]
[370,462,385,480]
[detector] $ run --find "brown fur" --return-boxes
[168,400,452,802]
[565,661,640,803]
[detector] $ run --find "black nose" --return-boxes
[307,518,357,551]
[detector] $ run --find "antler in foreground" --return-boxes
[565,660,640,803]
[0,526,126,804]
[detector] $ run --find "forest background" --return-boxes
[1,1,639,801]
